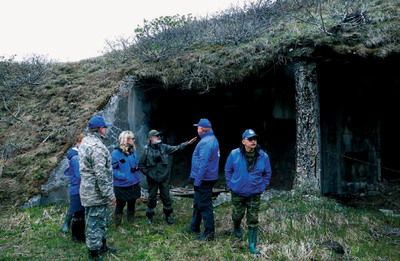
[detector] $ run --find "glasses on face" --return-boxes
[127,137,135,140]
[245,137,257,142]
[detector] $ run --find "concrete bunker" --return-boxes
[110,68,296,190]
[26,54,400,208]
[110,55,400,195]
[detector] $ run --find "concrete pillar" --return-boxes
[293,61,321,192]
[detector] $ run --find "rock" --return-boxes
[321,240,345,255]
[379,209,394,215]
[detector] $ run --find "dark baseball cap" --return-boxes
[149,129,163,137]
[88,116,111,129]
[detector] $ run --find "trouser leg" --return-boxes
[114,199,125,227]
[159,181,173,210]
[71,210,85,242]
[115,199,126,215]
[127,200,136,222]
[231,192,245,238]
[85,205,110,251]
[189,189,202,232]
[198,184,215,237]
[159,181,174,224]
[146,181,159,223]
[245,194,261,230]
[146,181,158,210]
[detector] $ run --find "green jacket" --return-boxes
[140,141,188,183]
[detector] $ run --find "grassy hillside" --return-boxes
[0,57,127,210]
[1,0,400,211]
[1,189,399,260]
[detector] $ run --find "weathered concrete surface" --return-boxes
[293,61,321,192]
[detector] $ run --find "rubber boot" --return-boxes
[127,210,135,223]
[163,207,174,225]
[233,221,243,238]
[71,214,85,243]
[146,211,154,224]
[88,250,103,261]
[165,215,174,225]
[99,239,117,254]
[248,229,260,254]
[194,233,215,241]
[61,213,72,233]
[114,213,122,228]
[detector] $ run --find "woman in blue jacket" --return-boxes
[225,129,272,254]
[111,131,141,228]
[63,134,86,243]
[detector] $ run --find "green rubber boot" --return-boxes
[61,213,72,233]
[248,229,260,254]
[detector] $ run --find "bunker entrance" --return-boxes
[319,56,400,195]
[135,71,296,190]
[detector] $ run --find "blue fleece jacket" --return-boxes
[225,146,272,197]
[111,148,141,187]
[190,130,220,187]
[64,147,81,195]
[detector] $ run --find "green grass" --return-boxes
[1,189,399,260]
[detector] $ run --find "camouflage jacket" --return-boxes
[139,141,188,183]
[78,132,115,207]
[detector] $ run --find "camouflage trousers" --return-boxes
[85,205,110,250]
[231,192,261,230]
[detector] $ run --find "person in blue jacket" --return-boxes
[183,118,220,241]
[225,129,272,254]
[111,131,141,229]
[62,134,86,243]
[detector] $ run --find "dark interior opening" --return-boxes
[319,55,400,194]
[140,69,296,190]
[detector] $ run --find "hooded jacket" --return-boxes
[190,130,220,187]
[111,146,141,187]
[225,145,272,197]
[64,146,81,195]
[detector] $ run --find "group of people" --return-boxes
[62,115,272,260]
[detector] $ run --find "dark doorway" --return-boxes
[319,56,400,195]
[141,70,296,190]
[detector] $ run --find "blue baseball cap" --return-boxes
[88,116,111,129]
[242,129,258,140]
[193,118,212,128]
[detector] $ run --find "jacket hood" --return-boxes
[66,147,79,160]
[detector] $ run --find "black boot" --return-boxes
[163,207,174,225]
[165,215,174,225]
[146,210,154,224]
[99,239,117,254]
[114,213,122,228]
[61,213,72,233]
[127,210,135,223]
[233,221,243,238]
[71,212,85,243]
[88,250,103,261]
